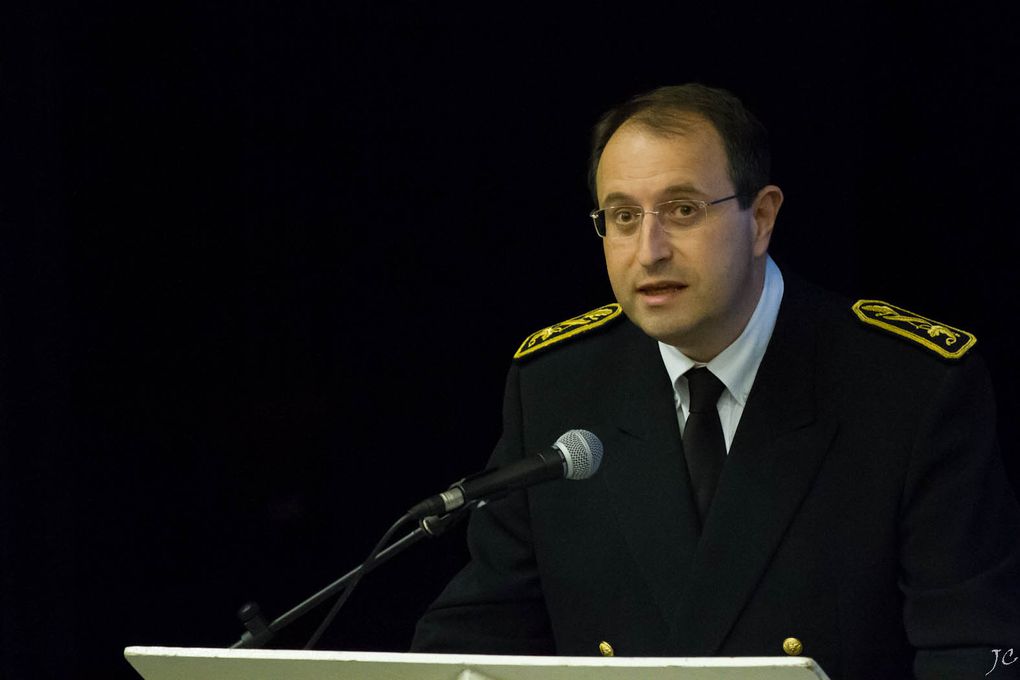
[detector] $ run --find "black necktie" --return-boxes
[682,367,727,525]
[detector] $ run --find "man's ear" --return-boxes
[751,184,783,257]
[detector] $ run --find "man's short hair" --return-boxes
[588,83,771,210]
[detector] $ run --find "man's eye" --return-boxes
[610,208,641,225]
[666,201,698,219]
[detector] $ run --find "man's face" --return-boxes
[596,117,781,362]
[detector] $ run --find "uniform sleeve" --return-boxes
[410,363,555,654]
[898,354,1020,679]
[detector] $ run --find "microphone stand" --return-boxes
[231,507,471,650]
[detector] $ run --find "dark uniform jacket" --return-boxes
[412,274,1020,680]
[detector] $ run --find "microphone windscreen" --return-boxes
[555,429,603,480]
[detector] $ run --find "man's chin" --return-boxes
[625,308,693,348]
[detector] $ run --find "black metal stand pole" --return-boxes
[231,510,467,649]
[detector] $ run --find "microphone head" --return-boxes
[554,429,604,480]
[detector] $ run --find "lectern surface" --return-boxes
[125,646,831,680]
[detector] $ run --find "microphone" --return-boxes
[408,429,603,519]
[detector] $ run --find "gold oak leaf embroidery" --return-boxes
[861,304,960,346]
[515,304,622,360]
[524,309,615,350]
[852,299,976,359]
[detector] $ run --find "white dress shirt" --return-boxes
[657,256,784,452]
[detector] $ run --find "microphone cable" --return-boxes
[303,512,414,650]
[299,429,602,649]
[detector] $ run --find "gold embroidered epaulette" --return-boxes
[851,299,976,359]
[514,303,623,360]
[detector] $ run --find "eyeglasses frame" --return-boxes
[589,194,745,239]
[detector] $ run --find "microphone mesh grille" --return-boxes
[556,429,604,480]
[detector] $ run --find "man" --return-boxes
[411,84,1020,680]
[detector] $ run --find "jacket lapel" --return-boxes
[670,280,838,653]
[598,323,703,627]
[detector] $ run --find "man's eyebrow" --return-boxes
[601,192,639,206]
[600,184,706,206]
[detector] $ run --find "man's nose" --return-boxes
[636,213,672,266]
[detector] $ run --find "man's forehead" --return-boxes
[596,117,729,198]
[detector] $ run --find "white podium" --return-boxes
[124,647,832,680]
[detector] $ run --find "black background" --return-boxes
[2,2,1019,678]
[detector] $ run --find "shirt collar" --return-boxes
[658,255,785,405]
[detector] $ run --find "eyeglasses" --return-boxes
[590,194,742,240]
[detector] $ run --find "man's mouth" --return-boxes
[638,281,686,294]
[636,281,687,304]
